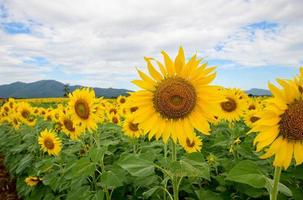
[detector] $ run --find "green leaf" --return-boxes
[100,171,123,188]
[89,146,107,163]
[195,189,223,200]
[117,154,154,177]
[226,160,266,188]
[92,190,104,200]
[16,154,33,174]
[168,158,210,180]
[72,157,95,177]
[265,177,293,197]
[143,186,161,198]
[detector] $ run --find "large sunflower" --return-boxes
[252,73,303,169]
[68,88,99,131]
[130,47,220,143]
[38,129,62,156]
[217,88,247,122]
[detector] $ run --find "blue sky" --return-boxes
[0,0,302,90]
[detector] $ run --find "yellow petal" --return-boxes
[161,51,175,76]
[273,138,288,167]
[260,136,282,159]
[137,69,156,85]
[144,57,163,82]
[282,141,293,169]
[268,82,285,101]
[294,142,303,165]
[174,47,185,74]
[132,80,154,91]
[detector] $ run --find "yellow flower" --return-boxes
[16,102,36,126]
[244,110,260,128]
[9,113,21,130]
[25,176,41,187]
[179,134,202,153]
[59,113,85,141]
[68,88,99,131]
[110,114,121,126]
[251,69,303,169]
[117,95,127,105]
[130,47,220,143]
[123,114,143,138]
[246,97,262,111]
[218,88,247,122]
[38,129,62,156]
[233,137,241,145]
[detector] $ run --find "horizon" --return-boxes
[0,0,302,90]
[0,79,271,91]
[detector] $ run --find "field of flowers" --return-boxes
[0,48,303,200]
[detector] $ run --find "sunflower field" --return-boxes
[1,48,303,200]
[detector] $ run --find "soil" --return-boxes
[0,155,20,200]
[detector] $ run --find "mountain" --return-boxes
[245,88,271,96]
[0,80,132,98]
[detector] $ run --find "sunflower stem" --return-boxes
[171,141,179,200]
[163,143,168,200]
[270,166,282,200]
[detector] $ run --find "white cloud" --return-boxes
[0,0,302,89]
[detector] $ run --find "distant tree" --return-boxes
[63,84,70,97]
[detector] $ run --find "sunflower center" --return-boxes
[64,119,75,132]
[4,106,9,112]
[120,98,126,103]
[280,100,303,140]
[250,116,260,123]
[248,105,256,110]
[75,100,90,119]
[130,106,138,113]
[153,77,196,119]
[129,122,139,132]
[109,108,117,115]
[44,138,55,150]
[221,98,237,112]
[112,117,119,124]
[21,110,30,119]
[186,138,195,148]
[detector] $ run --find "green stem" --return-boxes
[95,132,111,200]
[163,143,167,200]
[270,166,282,200]
[171,141,179,200]
[132,138,137,154]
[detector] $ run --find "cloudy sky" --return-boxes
[0,0,302,90]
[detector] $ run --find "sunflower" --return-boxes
[217,88,247,122]
[9,113,21,130]
[110,114,121,126]
[38,129,62,156]
[68,88,99,131]
[59,113,84,140]
[179,134,202,153]
[25,176,41,187]
[251,73,303,169]
[123,114,143,138]
[246,97,262,111]
[107,106,118,116]
[117,95,127,105]
[244,110,260,128]
[16,102,36,126]
[130,47,220,143]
